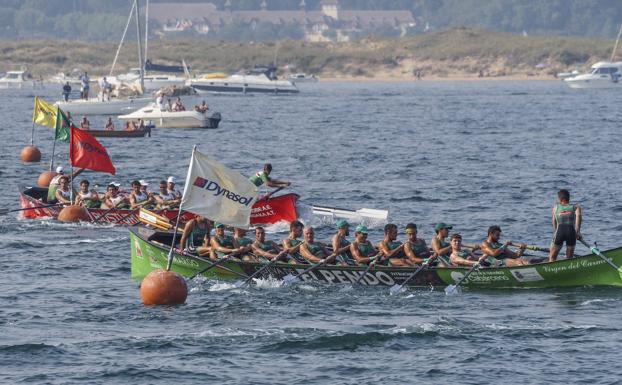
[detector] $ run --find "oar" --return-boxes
[311,205,389,221]
[353,253,384,285]
[579,239,622,271]
[0,203,64,215]
[188,254,244,280]
[389,262,430,295]
[282,260,326,286]
[445,263,480,295]
[92,206,118,224]
[233,252,287,288]
[113,208,140,225]
[257,186,284,202]
[508,242,550,252]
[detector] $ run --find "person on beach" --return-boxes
[548,189,582,262]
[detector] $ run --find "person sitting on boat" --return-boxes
[125,121,137,131]
[105,117,114,131]
[139,180,154,199]
[137,118,146,131]
[47,166,84,203]
[249,163,291,189]
[549,189,582,262]
[450,234,486,267]
[101,183,129,209]
[167,176,182,200]
[349,224,383,265]
[172,97,185,112]
[54,176,73,206]
[74,179,100,208]
[234,227,258,262]
[195,101,209,113]
[129,180,156,210]
[431,223,454,267]
[252,226,288,261]
[210,223,244,260]
[62,82,71,102]
[403,223,432,265]
[179,215,213,259]
[155,180,180,209]
[378,223,412,267]
[331,220,355,265]
[282,220,306,264]
[480,225,529,267]
[299,227,339,265]
[79,116,90,130]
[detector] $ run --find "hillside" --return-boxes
[1,28,617,80]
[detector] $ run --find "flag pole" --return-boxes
[166,145,197,271]
[50,137,57,171]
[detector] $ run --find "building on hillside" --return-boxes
[148,0,415,42]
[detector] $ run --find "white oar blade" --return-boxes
[282,274,298,286]
[233,280,246,288]
[389,284,404,296]
[444,285,460,295]
[357,208,389,220]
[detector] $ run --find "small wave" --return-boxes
[0,343,64,354]
[253,277,283,289]
[580,298,617,306]
[207,282,239,291]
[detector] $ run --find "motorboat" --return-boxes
[118,103,221,128]
[189,66,299,94]
[564,61,622,88]
[55,96,153,115]
[112,67,186,92]
[0,70,42,89]
[288,73,319,83]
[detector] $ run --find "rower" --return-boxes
[47,166,84,203]
[282,220,306,264]
[154,180,178,209]
[80,116,90,130]
[167,176,182,200]
[101,182,129,209]
[549,189,582,262]
[129,180,155,210]
[431,223,453,267]
[210,223,244,260]
[349,224,382,265]
[179,215,213,259]
[54,176,73,206]
[450,234,486,267]
[331,220,355,265]
[249,163,291,189]
[252,226,288,261]
[75,179,100,208]
[234,227,258,262]
[105,117,114,131]
[378,223,412,266]
[403,223,431,265]
[299,227,337,264]
[480,225,529,267]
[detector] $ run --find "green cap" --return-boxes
[214,222,224,228]
[355,224,368,234]
[336,219,349,229]
[434,223,453,232]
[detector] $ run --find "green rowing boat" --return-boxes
[130,226,622,289]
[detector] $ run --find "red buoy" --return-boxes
[140,270,188,306]
[58,205,90,222]
[37,171,58,187]
[21,145,41,162]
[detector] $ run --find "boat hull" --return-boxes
[55,97,153,115]
[129,227,622,289]
[87,128,151,138]
[119,107,221,129]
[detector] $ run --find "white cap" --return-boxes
[56,166,64,173]
[167,176,176,184]
[139,179,149,186]
[111,182,121,187]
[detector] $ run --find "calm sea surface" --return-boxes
[1,81,622,384]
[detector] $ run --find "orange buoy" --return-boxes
[37,171,58,187]
[58,204,90,222]
[21,145,41,162]
[140,269,188,306]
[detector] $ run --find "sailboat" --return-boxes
[55,0,153,115]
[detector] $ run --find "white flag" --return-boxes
[181,149,258,228]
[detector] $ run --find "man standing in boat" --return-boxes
[549,189,582,262]
[249,163,291,190]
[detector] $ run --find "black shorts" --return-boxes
[553,225,576,247]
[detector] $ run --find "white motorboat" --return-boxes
[564,61,622,88]
[55,96,153,116]
[112,68,186,92]
[288,73,319,83]
[118,103,221,128]
[0,70,42,89]
[189,66,299,94]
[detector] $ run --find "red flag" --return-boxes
[70,126,116,175]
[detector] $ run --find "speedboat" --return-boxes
[0,70,42,89]
[55,96,153,115]
[112,68,186,92]
[288,73,319,83]
[189,66,299,94]
[118,103,221,129]
[564,61,622,88]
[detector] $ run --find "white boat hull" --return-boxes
[55,97,153,115]
[189,74,298,94]
[564,77,622,89]
[118,104,221,129]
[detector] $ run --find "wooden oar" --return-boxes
[389,262,430,295]
[92,207,118,224]
[445,263,481,295]
[0,203,64,215]
[257,186,284,202]
[353,253,384,285]
[508,242,550,252]
[579,239,622,271]
[282,260,326,286]
[233,252,287,288]
[113,208,140,225]
[188,254,245,280]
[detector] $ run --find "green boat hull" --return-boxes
[130,227,622,289]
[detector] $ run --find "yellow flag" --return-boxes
[32,97,58,129]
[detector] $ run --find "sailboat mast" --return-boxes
[144,0,149,66]
[109,1,135,77]
[611,23,622,62]
[134,0,145,92]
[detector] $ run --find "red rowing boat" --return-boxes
[19,186,299,226]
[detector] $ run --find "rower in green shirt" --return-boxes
[234,227,257,262]
[249,163,291,188]
[378,223,413,267]
[549,189,582,262]
[331,220,355,265]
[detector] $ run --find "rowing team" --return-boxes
[178,217,539,268]
[49,172,183,211]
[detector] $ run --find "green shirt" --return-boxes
[555,203,576,227]
[235,237,253,247]
[214,235,234,257]
[249,171,271,187]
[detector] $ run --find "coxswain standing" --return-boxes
[249,163,291,190]
[549,189,582,262]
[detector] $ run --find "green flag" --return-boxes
[54,107,70,142]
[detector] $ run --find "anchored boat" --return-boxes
[118,104,221,129]
[130,226,622,289]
